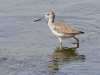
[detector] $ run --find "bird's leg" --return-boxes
[58,37,62,45]
[58,37,63,50]
[73,36,79,47]
[60,43,63,50]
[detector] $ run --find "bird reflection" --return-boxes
[48,45,85,72]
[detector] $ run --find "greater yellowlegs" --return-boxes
[34,12,84,45]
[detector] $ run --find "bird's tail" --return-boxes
[79,31,84,34]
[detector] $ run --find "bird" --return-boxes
[34,12,84,46]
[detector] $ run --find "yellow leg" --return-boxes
[58,37,62,44]
[73,36,79,48]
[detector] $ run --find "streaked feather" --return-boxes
[52,22,84,34]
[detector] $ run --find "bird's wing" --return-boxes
[52,22,81,34]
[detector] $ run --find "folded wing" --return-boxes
[52,22,84,34]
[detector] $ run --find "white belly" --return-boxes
[49,26,75,39]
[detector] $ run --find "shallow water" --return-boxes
[0,0,100,75]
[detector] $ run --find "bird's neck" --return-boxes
[48,18,54,25]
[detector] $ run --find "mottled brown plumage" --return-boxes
[34,11,84,46]
[52,22,84,34]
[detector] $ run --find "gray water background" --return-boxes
[0,0,100,75]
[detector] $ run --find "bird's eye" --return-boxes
[47,14,49,15]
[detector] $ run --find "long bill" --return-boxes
[34,16,45,22]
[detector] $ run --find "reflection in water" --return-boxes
[48,45,85,74]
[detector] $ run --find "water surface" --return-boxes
[0,0,100,75]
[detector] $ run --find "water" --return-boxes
[0,0,100,75]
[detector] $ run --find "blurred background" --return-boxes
[0,0,100,75]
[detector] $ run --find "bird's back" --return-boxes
[51,22,84,35]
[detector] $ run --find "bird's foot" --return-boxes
[72,42,79,48]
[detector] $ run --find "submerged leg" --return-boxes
[60,43,63,50]
[73,36,79,47]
